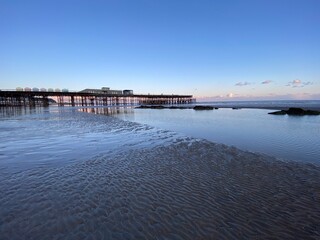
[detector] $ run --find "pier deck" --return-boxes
[0,91,195,107]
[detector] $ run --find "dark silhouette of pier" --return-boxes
[0,90,195,107]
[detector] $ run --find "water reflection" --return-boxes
[79,106,134,116]
[0,106,48,119]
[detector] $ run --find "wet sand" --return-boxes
[1,137,320,239]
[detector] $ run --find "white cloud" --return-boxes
[235,82,251,87]
[261,80,272,84]
[293,79,301,84]
[286,79,313,88]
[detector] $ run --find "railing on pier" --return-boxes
[0,90,195,107]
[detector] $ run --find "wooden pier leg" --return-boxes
[43,97,49,107]
[29,96,35,107]
[71,96,75,107]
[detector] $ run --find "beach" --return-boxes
[2,0,320,238]
[1,107,320,239]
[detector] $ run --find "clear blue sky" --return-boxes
[1,0,319,100]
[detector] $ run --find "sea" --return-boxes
[1,100,319,170]
[115,100,320,164]
[1,100,320,239]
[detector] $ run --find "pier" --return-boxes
[0,90,195,107]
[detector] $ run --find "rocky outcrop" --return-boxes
[135,105,165,109]
[136,105,218,110]
[268,110,286,115]
[193,106,214,110]
[168,106,191,109]
[268,108,320,116]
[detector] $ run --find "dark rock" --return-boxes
[169,106,193,109]
[232,107,241,110]
[305,110,320,115]
[268,110,287,115]
[287,108,306,115]
[151,105,166,109]
[268,108,320,116]
[135,105,165,109]
[137,105,219,111]
[193,106,214,110]
[135,105,149,109]
[287,108,320,115]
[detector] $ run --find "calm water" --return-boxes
[1,103,319,166]
[192,100,320,111]
[114,105,320,164]
[0,106,179,173]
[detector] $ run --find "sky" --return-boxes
[0,0,319,100]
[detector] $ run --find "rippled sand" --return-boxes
[1,138,320,239]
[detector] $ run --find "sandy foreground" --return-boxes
[1,111,320,239]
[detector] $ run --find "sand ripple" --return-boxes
[1,139,320,239]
